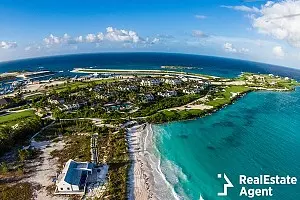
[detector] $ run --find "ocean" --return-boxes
[152,89,300,199]
[1,52,300,199]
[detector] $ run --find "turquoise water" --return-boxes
[1,52,300,199]
[153,89,300,200]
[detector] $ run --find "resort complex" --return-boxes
[0,67,299,200]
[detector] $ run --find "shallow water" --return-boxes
[153,89,300,200]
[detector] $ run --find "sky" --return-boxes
[1,0,300,68]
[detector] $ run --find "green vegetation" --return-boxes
[238,72,300,90]
[147,109,207,123]
[133,94,202,117]
[0,110,36,126]
[102,129,129,200]
[0,183,34,200]
[0,71,298,199]
[0,116,42,156]
[52,78,118,93]
[51,135,91,168]
[47,121,129,199]
[206,86,251,108]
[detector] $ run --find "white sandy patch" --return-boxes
[22,139,67,200]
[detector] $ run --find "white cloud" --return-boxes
[192,30,209,38]
[97,32,104,41]
[0,41,17,49]
[105,27,141,43]
[24,44,41,51]
[43,27,146,48]
[75,36,84,43]
[221,5,260,13]
[272,46,285,57]
[223,42,250,53]
[151,38,160,44]
[195,15,207,19]
[265,1,274,7]
[43,34,60,45]
[224,42,237,52]
[86,34,97,43]
[253,0,300,48]
[240,47,250,53]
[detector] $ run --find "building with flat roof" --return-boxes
[55,159,94,194]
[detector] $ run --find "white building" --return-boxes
[48,97,65,105]
[183,88,202,94]
[55,160,94,194]
[157,90,177,97]
[165,79,182,85]
[140,79,161,86]
[59,103,81,111]
[118,85,138,91]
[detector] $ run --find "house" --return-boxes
[183,88,202,94]
[118,85,138,91]
[141,94,155,103]
[164,79,182,85]
[157,90,177,97]
[178,76,189,82]
[0,98,12,107]
[140,79,161,86]
[48,97,65,105]
[55,159,94,194]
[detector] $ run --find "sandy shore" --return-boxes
[127,123,179,200]
[127,124,153,200]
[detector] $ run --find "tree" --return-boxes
[18,149,30,162]
[0,162,9,174]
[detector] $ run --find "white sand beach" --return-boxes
[127,124,179,200]
[127,124,152,200]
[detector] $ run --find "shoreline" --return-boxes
[127,123,180,200]
[127,123,153,200]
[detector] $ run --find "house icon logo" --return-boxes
[217,173,234,196]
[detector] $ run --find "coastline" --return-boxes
[127,123,179,200]
[127,123,153,200]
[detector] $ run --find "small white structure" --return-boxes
[55,159,94,194]
[48,97,65,105]
[157,90,177,97]
[183,88,202,94]
[118,85,138,91]
[140,79,161,86]
[165,79,182,85]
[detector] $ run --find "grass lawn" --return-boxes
[206,86,250,108]
[53,78,118,93]
[0,110,36,126]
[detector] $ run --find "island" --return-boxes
[0,68,298,200]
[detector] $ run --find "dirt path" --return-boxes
[22,139,68,200]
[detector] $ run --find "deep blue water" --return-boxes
[1,52,300,80]
[1,53,300,199]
